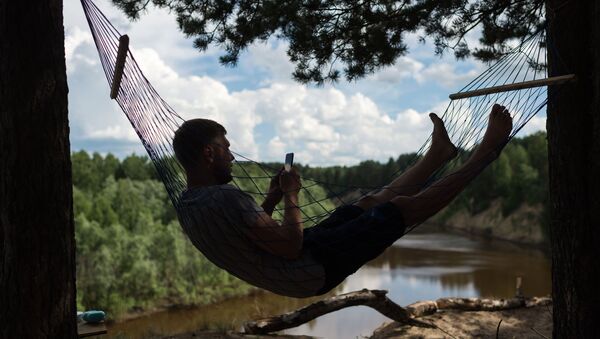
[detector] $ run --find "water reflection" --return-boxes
[107,226,550,338]
[364,230,550,298]
[284,228,550,338]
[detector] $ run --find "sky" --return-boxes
[63,0,547,166]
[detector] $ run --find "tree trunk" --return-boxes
[0,0,76,337]
[546,0,600,337]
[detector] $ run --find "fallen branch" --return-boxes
[243,288,551,335]
[406,296,552,318]
[243,289,433,334]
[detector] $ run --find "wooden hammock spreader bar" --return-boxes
[449,74,576,100]
[110,34,129,99]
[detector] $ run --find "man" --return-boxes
[173,104,512,297]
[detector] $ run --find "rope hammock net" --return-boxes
[81,0,569,297]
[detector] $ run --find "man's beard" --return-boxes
[213,157,233,184]
[215,168,233,184]
[218,173,233,184]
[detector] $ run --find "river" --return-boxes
[107,225,551,338]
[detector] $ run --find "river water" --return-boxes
[107,225,551,338]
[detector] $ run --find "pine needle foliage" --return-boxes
[111,0,545,83]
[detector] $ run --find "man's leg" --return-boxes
[355,113,457,210]
[392,104,513,226]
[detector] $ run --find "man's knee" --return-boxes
[353,195,382,210]
[390,196,418,226]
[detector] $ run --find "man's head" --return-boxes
[173,119,234,185]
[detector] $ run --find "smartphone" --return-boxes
[284,153,294,172]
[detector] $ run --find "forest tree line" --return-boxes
[298,131,549,227]
[73,131,548,318]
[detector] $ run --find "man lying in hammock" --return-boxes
[174,104,512,298]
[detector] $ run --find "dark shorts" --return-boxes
[303,202,406,295]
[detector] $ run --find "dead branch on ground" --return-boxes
[243,289,433,334]
[243,288,551,335]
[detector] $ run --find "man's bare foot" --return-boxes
[429,113,458,161]
[471,104,513,162]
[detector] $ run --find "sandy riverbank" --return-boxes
[435,200,550,250]
[162,303,552,339]
[371,304,552,338]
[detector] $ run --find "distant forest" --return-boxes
[298,131,549,222]
[72,131,548,318]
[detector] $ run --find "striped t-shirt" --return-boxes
[178,184,325,297]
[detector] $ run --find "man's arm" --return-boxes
[261,197,278,216]
[247,169,303,259]
[261,168,283,216]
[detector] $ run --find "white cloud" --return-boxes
[515,115,546,137]
[266,136,286,159]
[65,27,97,73]
[241,84,442,165]
[65,0,198,66]
[370,56,425,83]
[419,62,481,88]
[132,49,262,158]
[87,125,139,141]
[64,0,545,165]
[130,50,448,165]
[66,26,453,165]
[245,40,296,85]
[362,53,482,91]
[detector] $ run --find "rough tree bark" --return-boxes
[546,0,600,338]
[0,0,77,337]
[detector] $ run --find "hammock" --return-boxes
[80,0,572,296]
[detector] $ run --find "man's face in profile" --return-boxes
[209,135,234,184]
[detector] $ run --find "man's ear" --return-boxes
[203,145,214,163]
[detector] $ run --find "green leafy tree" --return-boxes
[117,154,156,180]
[97,152,121,182]
[73,186,93,217]
[73,176,255,317]
[89,179,119,226]
[463,159,498,214]
[72,150,99,191]
[502,144,532,214]
[72,157,337,318]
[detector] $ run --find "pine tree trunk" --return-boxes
[0,0,77,337]
[546,0,600,337]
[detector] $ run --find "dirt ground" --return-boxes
[164,304,552,339]
[163,333,314,338]
[370,305,553,339]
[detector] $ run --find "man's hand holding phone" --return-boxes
[280,153,300,196]
[280,167,301,196]
[284,153,294,172]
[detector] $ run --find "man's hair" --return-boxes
[173,119,227,171]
